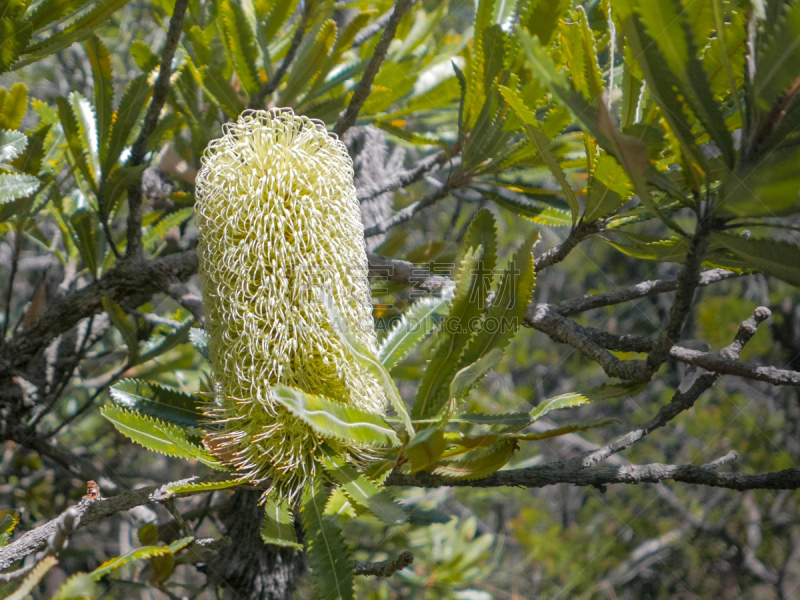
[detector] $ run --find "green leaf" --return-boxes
[517,418,617,441]
[70,209,99,278]
[103,75,151,176]
[89,537,194,580]
[412,243,485,420]
[0,129,27,162]
[633,0,734,165]
[56,96,97,193]
[86,35,113,159]
[447,412,532,428]
[0,83,27,129]
[0,512,18,547]
[584,152,633,222]
[102,296,138,358]
[261,495,302,549]
[196,62,245,116]
[189,327,210,360]
[520,0,570,46]
[449,347,503,401]
[100,405,222,468]
[432,439,517,479]
[220,0,260,97]
[403,427,446,473]
[271,385,401,448]
[754,1,800,109]
[26,0,94,32]
[321,452,407,525]
[17,0,135,69]
[710,233,800,287]
[0,173,39,204]
[456,229,538,372]
[279,18,337,104]
[52,573,99,600]
[600,231,689,263]
[529,392,591,422]
[379,295,450,371]
[322,294,413,438]
[166,478,240,495]
[97,163,147,220]
[110,379,203,428]
[302,480,354,600]
[143,207,194,253]
[718,151,800,218]
[499,86,578,223]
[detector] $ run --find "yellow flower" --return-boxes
[195,109,386,498]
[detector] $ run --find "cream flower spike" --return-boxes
[195,108,387,499]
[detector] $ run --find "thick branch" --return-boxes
[333,0,414,137]
[126,0,189,258]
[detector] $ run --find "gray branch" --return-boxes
[354,551,414,577]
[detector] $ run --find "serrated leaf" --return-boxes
[500,85,579,223]
[718,151,800,218]
[601,231,689,262]
[261,495,302,549]
[279,18,337,104]
[196,62,245,116]
[89,537,193,580]
[449,347,503,401]
[0,511,18,547]
[520,0,569,46]
[302,480,354,600]
[166,478,240,495]
[143,207,193,253]
[322,293,413,437]
[321,452,407,525]
[139,318,193,362]
[0,129,27,162]
[100,405,222,468]
[6,555,58,600]
[26,0,94,32]
[220,0,260,96]
[455,229,538,374]
[0,173,39,203]
[86,35,113,160]
[403,427,446,473]
[110,379,203,428]
[517,418,617,441]
[103,75,151,176]
[70,208,99,278]
[52,572,98,600]
[271,385,400,447]
[130,39,158,72]
[189,327,210,360]
[56,96,97,193]
[710,233,800,287]
[412,245,485,420]
[448,412,531,427]
[97,163,147,220]
[432,439,517,479]
[529,392,591,422]
[584,152,633,222]
[0,83,27,129]
[754,1,800,110]
[379,296,450,371]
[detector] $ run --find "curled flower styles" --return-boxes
[195,109,386,497]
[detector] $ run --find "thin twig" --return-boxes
[357,151,451,203]
[333,0,415,137]
[364,185,452,238]
[125,0,190,258]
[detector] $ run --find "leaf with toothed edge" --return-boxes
[166,478,240,495]
[110,379,204,428]
[271,385,401,448]
[261,494,302,549]
[100,405,223,469]
[379,296,450,371]
[432,439,518,479]
[302,479,354,600]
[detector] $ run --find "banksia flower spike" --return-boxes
[195,109,387,499]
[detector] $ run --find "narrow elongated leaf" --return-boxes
[97,163,147,219]
[100,405,222,468]
[500,85,579,222]
[403,427,446,473]
[102,296,137,357]
[529,392,590,422]
[110,379,203,428]
[262,496,302,549]
[56,96,97,193]
[271,385,401,447]
[432,439,517,479]
[517,418,617,441]
[89,537,193,580]
[449,347,503,400]
[413,247,483,420]
[754,1,800,109]
[321,453,407,525]
[379,296,450,371]
[584,152,633,222]
[710,233,800,287]
[520,0,570,45]
[103,75,151,175]
[0,83,27,129]
[143,207,194,253]
[0,173,39,203]
[456,229,538,372]
[0,129,26,162]
[166,478,240,495]
[448,412,532,427]
[71,209,99,278]
[718,151,800,218]
[322,294,413,437]
[197,63,245,116]
[220,0,259,96]
[302,481,354,600]
[86,35,113,163]
[279,18,337,104]
[17,0,134,69]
